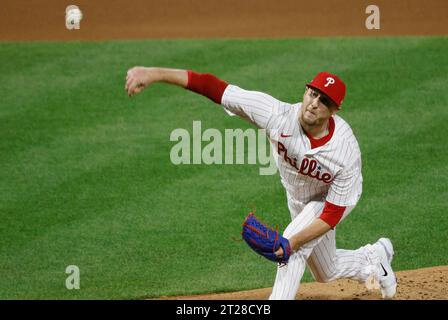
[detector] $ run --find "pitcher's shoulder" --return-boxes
[331,115,362,160]
[333,115,359,141]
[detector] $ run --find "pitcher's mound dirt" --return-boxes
[157,266,448,300]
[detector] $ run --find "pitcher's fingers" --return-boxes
[134,86,144,94]
[126,80,136,96]
[125,78,134,91]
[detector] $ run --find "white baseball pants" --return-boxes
[269,199,381,300]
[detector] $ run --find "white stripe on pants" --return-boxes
[269,200,381,300]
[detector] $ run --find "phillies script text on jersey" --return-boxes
[277,142,334,184]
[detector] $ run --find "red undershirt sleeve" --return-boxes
[186,70,229,104]
[319,201,346,229]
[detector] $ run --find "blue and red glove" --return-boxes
[242,213,291,265]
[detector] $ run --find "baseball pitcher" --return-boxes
[125,67,397,300]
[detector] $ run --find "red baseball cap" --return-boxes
[306,71,346,107]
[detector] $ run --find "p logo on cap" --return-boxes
[307,72,346,108]
[324,77,335,87]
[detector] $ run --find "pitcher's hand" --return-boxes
[125,67,155,97]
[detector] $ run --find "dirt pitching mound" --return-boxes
[158,266,448,300]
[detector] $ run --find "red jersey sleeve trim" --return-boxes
[319,201,346,228]
[186,70,229,104]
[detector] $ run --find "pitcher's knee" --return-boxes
[312,271,336,283]
[321,272,339,283]
[316,276,333,283]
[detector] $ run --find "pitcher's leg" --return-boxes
[307,233,381,283]
[269,201,325,300]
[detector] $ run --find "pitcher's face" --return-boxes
[300,87,338,126]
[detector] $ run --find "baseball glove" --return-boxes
[242,213,291,265]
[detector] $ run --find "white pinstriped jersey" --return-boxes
[221,85,363,208]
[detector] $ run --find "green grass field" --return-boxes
[1,37,447,299]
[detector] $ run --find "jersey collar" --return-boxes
[305,116,335,150]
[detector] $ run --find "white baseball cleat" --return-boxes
[373,238,397,299]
